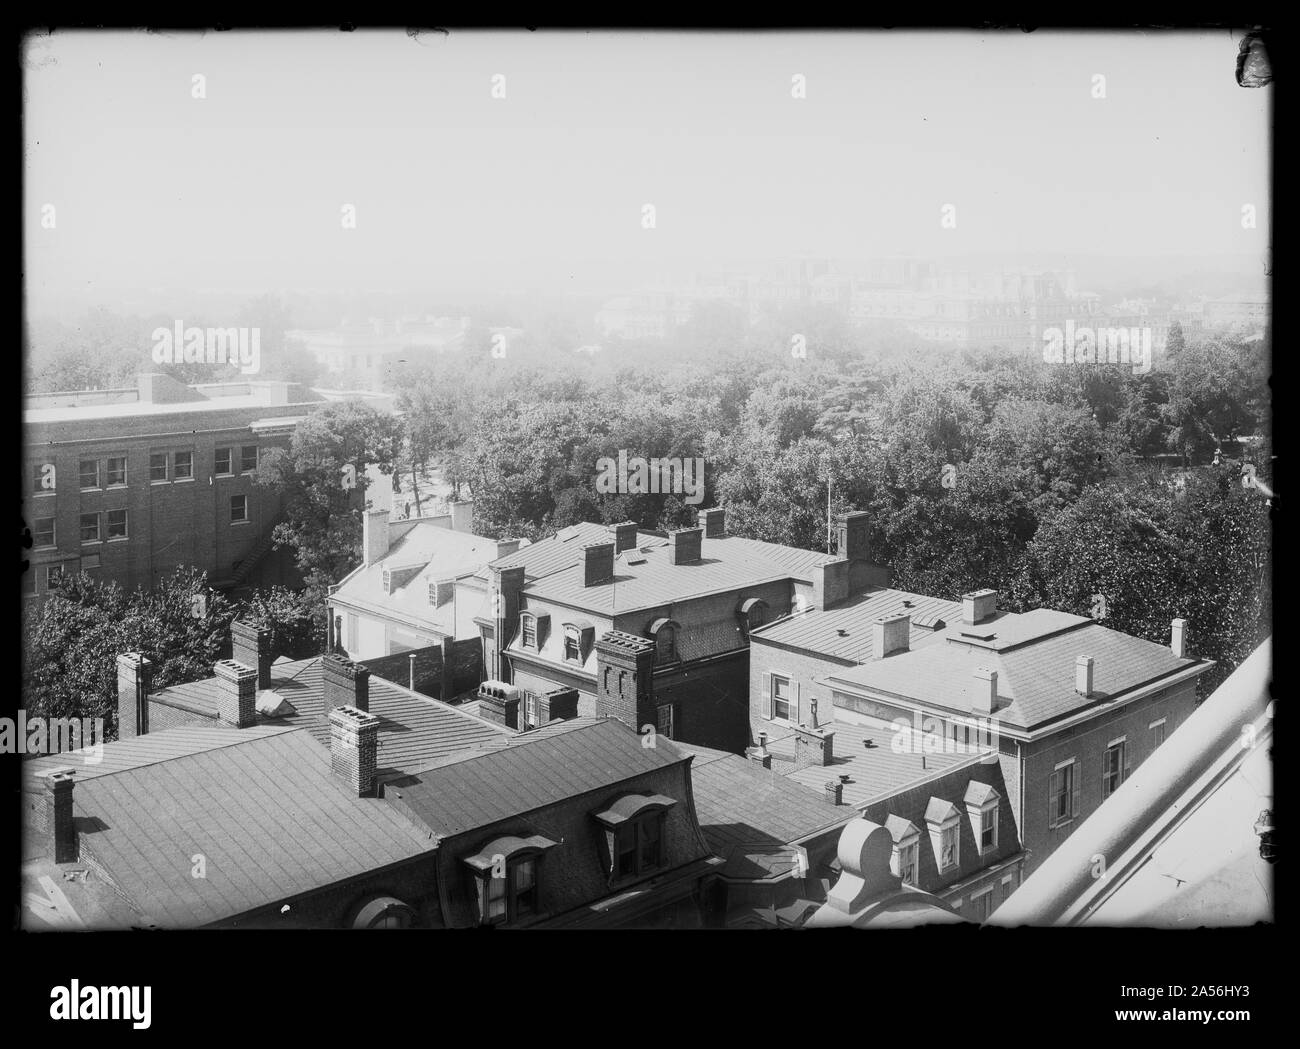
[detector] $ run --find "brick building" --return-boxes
[817,591,1214,878]
[23,372,330,600]
[478,507,889,752]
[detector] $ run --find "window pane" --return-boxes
[513,858,537,918]
[230,496,247,523]
[772,675,790,720]
[522,616,536,647]
[174,451,193,479]
[617,831,637,877]
[79,460,99,488]
[150,453,168,481]
[240,446,258,472]
[34,518,55,546]
[215,448,232,474]
[107,509,128,539]
[106,457,126,485]
[640,816,662,870]
[486,874,507,921]
[79,514,100,543]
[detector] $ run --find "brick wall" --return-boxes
[651,650,750,753]
[359,638,482,700]
[1019,680,1199,877]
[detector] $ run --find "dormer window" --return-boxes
[463,835,557,927]
[648,618,680,665]
[593,794,678,881]
[885,816,921,886]
[925,798,961,874]
[737,597,770,639]
[964,782,1001,856]
[521,613,537,649]
[564,625,581,662]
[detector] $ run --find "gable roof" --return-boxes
[26,727,435,928]
[332,521,508,632]
[382,718,688,838]
[822,610,1210,731]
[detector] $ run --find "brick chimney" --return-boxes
[539,687,580,723]
[698,507,725,538]
[1075,655,1094,696]
[873,612,911,658]
[1171,618,1188,659]
[812,558,850,611]
[363,508,391,566]
[329,705,380,796]
[116,653,153,740]
[609,521,639,553]
[46,769,77,863]
[793,725,835,770]
[595,631,656,729]
[833,511,871,562]
[583,541,615,586]
[322,653,370,717]
[476,680,519,729]
[972,667,998,715]
[668,526,703,565]
[231,620,272,691]
[213,659,258,728]
[961,589,998,625]
[488,564,526,680]
[824,779,844,806]
[450,499,474,534]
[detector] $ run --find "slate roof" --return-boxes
[476,523,658,582]
[750,586,963,663]
[667,740,856,858]
[146,655,512,773]
[383,718,688,838]
[820,610,1210,732]
[26,727,436,928]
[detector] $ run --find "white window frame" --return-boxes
[105,456,127,487]
[1149,718,1167,747]
[520,613,537,650]
[106,508,129,540]
[79,459,100,491]
[968,801,999,855]
[149,452,169,484]
[1102,737,1129,800]
[563,624,582,663]
[79,512,101,545]
[893,835,920,885]
[33,516,56,549]
[1050,758,1079,828]
[230,494,249,524]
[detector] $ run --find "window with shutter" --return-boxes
[762,676,772,720]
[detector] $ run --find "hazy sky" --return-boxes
[24,29,1270,306]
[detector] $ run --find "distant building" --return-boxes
[1202,292,1269,331]
[23,373,329,600]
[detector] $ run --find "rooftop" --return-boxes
[333,520,511,632]
[668,740,857,865]
[23,727,435,928]
[146,654,511,773]
[381,717,687,838]
[750,586,962,662]
[822,609,1210,732]
[520,531,839,614]
[760,718,970,807]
